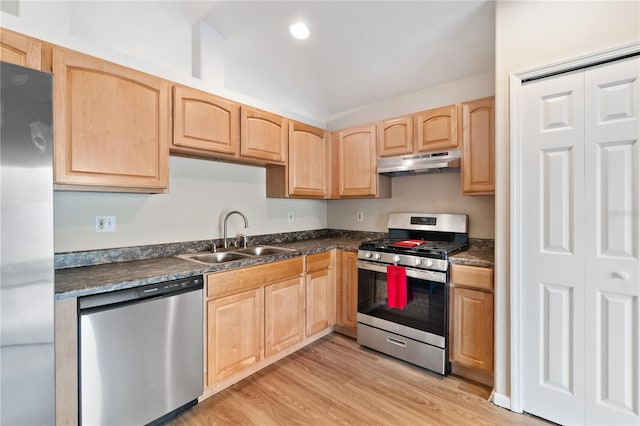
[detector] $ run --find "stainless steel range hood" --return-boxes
[377,149,461,176]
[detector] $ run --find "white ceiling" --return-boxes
[180,1,495,122]
[180,0,495,122]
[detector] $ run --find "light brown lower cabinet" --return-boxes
[205,258,303,387]
[449,263,494,384]
[204,253,337,395]
[305,251,336,337]
[264,277,305,357]
[336,250,358,335]
[207,288,263,384]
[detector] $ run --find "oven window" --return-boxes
[357,268,446,337]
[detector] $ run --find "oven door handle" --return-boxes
[356,260,446,283]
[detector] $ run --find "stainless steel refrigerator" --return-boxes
[0,61,55,425]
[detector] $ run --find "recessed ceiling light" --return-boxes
[289,22,309,40]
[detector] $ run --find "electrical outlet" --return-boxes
[356,211,364,222]
[287,212,294,222]
[95,215,116,232]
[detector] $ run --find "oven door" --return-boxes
[356,260,448,349]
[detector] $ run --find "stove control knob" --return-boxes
[392,255,401,263]
[426,260,434,268]
[414,258,422,266]
[373,253,382,260]
[364,251,372,258]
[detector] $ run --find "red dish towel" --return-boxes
[386,265,407,309]
[393,239,426,247]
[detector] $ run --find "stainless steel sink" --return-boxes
[177,251,252,265]
[233,246,295,256]
[177,245,295,265]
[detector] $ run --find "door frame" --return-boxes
[508,41,640,413]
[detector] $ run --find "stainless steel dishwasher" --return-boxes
[78,275,204,425]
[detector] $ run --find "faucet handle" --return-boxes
[206,242,217,253]
[238,234,248,248]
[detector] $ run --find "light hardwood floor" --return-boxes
[169,333,546,425]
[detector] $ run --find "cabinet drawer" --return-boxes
[450,264,493,292]
[306,251,331,273]
[207,257,304,299]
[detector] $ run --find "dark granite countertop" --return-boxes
[449,238,494,268]
[55,232,495,299]
[55,236,365,299]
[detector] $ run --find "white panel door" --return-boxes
[521,71,586,425]
[584,57,640,425]
[521,56,640,425]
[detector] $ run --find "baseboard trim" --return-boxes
[491,392,511,410]
[333,324,356,339]
[451,362,493,387]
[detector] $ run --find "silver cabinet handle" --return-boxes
[386,336,407,347]
[611,271,631,280]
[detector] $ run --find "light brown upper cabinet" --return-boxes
[172,85,239,159]
[240,106,287,164]
[52,47,170,193]
[266,121,328,198]
[415,104,459,152]
[331,124,391,198]
[461,97,495,195]
[377,115,414,157]
[288,122,328,197]
[0,28,44,71]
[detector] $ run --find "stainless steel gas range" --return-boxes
[356,213,469,375]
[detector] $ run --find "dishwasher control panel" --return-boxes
[138,275,204,298]
[79,275,204,311]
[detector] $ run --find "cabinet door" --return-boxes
[462,97,495,195]
[306,268,335,336]
[415,104,459,152]
[336,124,378,197]
[337,251,358,331]
[207,288,263,386]
[264,277,305,357]
[240,106,287,163]
[288,121,327,197]
[450,287,494,373]
[306,252,334,336]
[52,47,169,192]
[172,85,239,157]
[0,28,42,70]
[377,115,414,157]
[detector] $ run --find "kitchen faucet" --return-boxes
[223,210,249,248]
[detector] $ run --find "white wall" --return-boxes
[328,172,495,239]
[494,0,640,408]
[54,157,327,252]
